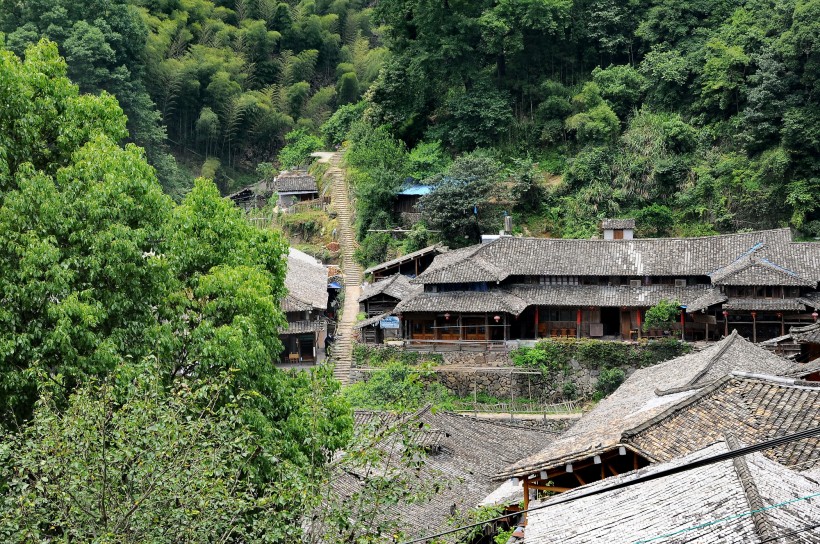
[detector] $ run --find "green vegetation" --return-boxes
[512,338,691,372]
[344,362,457,411]
[595,367,627,399]
[0,0,386,194]
[353,343,444,367]
[644,299,683,331]
[330,0,820,256]
[0,41,352,539]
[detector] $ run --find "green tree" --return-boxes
[278,129,323,168]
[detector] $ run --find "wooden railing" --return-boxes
[403,339,509,352]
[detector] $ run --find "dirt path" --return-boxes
[327,152,360,385]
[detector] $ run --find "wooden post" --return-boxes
[534,307,539,339]
[780,313,784,337]
[637,310,642,340]
[523,479,530,511]
[459,314,463,341]
[576,309,582,339]
[680,310,685,341]
[724,311,729,337]
[752,311,757,343]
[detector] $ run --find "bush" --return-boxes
[344,362,453,410]
[278,129,323,168]
[562,381,578,400]
[575,339,630,369]
[644,299,682,331]
[595,367,626,398]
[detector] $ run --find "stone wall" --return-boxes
[439,351,512,367]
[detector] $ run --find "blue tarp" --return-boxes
[328,282,342,289]
[398,185,432,196]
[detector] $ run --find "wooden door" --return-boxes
[620,310,632,339]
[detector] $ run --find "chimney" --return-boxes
[504,215,513,235]
[601,218,635,240]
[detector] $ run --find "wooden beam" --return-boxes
[528,484,573,493]
[573,472,586,486]
[633,452,639,471]
[607,463,620,477]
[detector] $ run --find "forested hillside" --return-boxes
[2,0,818,258]
[341,0,820,261]
[0,0,384,194]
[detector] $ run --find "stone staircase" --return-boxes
[327,152,361,385]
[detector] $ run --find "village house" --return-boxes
[279,248,329,364]
[226,170,319,211]
[523,440,820,543]
[495,332,819,501]
[273,170,319,208]
[322,407,554,543]
[363,243,447,281]
[763,322,820,367]
[355,274,422,344]
[393,227,820,346]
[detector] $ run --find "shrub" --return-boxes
[561,382,578,400]
[595,367,626,398]
[644,299,682,331]
[575,339,630,369]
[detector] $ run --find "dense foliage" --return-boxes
[333,0,820,255]
[0,41,353,539]
[0,0,386,193]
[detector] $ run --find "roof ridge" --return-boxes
[655,331,740,396]
[622,375,734,439]
[492,228,793,243]
[725,435,778,542]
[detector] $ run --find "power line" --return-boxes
[399,426,820,544]
[758,521,820,543]
[633,491,820,543]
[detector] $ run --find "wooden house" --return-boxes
[273,171,319,207]
[363,244,447,281]
[226,180,272,211]
[279,248,328,364]
[762,322,820,366]
[394,184,431,225]
[524,440,820,543]
[395,229,820,347]
[323,407,554,543]
[354,274,421,344]
[496,332,818,498]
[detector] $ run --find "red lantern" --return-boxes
[722,310,729,317]
[494,315,501,323]
[813,311,819,322]
[444,312,451,320]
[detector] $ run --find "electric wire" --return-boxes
[757,521,820,543]
[633,491,820,543]
[399,426,820,544]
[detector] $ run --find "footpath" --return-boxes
[324,152,360,385]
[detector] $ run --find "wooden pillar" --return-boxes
[523,479,530,511]
[680,310,685,341]
[534,307,539,340]
[458,314,463,341]
[779,313,784,337]
[576,309,582,339]
[751,311,757,343]
[724,311,729,337]
[637,310,642,340]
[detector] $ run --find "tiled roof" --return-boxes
[625,374,820,471]
[525,442,820,544]
[274,171,317,193]
[498,333,797,479]
[331,408,556,542]
[395,290,529,316]
[357,274,422,303]
[685,289,728,313]
[353,312,392,329]
[395,284,711,315]
[710,249,816,286]
[722,297,806,311]
[799,291,820,309]
[363,244,448,275]
[505,283,711,308]
[280,319,326,335]
[790,323,820,344]
[412,229,820,285]
[601,218,635,229]
[283,248,327,312]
